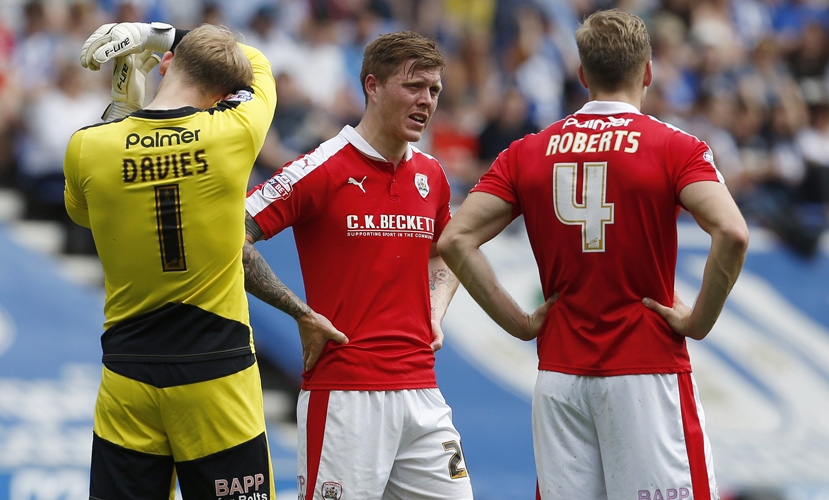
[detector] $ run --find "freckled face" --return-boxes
[373,60,443,144]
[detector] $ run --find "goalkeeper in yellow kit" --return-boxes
[64,22,280,499]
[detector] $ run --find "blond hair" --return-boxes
[359,31,445,104]
[172,24,253,97]
[575,9,652,91]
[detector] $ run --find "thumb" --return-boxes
[642,297,668,315]
[430,324,444,352]
[540,292,558,313]
[330,328,349,345]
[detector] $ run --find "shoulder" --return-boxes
[75,120,114,134]
[270,134,352,190]
[409,145,451,181]
[641,114,705,145]
[66,120,116,154]
[409,145,443,168]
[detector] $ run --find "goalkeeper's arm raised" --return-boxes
[101,50,160,122]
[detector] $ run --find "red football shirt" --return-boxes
[472,101,724,376]
[247,126,452,390]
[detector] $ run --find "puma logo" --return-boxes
[348,176,367,193]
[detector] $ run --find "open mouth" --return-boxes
[409,113,427,125]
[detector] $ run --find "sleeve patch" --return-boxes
[226,90,253,102]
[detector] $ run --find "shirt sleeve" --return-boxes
[246,161,331,240]
[232,43,278,157]
[671,133,725,197]
[63,130,90,228]
[432,165,453,240]
[470,137,523,220]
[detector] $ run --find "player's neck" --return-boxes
[144,80,217,111]
[588,90,644,110]
[354,120,406,168]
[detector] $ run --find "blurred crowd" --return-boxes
[1,0,828,256]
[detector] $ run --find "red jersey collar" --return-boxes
[339,125,414,164]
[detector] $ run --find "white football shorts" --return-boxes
[533,371,718,500]
[297,388,474,500]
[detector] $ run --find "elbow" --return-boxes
[436,232,458,267]
[65,207,90,229]
[687,330,710,342]
[723,220,750,258]
[437,230,470,273]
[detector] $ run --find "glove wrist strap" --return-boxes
[140,22,175,54]
[102,102,141,122]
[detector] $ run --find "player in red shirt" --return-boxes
[438,9,749,500]
[244,31,474,500]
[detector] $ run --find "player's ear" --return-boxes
[643,60,653,88]
[158,51,174,77]
[364,74,378,97]
[576,65,589,90]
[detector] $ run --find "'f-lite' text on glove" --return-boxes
[101,50,162,122]
[81,22,174,70]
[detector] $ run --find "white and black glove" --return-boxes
[80,22,175,70]
[101,50,161,121]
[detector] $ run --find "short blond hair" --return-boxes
[575,9,652,92]
[172,24,253,97]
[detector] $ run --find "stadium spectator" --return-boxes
[17,60,106,255]
[239,4,302,85]
[13,0,62,96]
[0,15,20,187]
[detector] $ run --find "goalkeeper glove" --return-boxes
[81,22,175,70]
[80,23,115,71]
[101,50,161,122]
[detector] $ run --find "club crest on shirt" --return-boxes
[415,173,429,198]
[261,173,293,201]
[321,481,343,500]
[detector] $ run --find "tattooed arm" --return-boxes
[243,215,310,318]
[427,242,460,352]
[244,214,348,370]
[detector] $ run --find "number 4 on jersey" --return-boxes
[553,162,614,252]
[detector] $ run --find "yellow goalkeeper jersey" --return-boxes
[64,44,276,343]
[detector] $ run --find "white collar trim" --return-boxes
[574,101,641,116]
[340,125,413,163]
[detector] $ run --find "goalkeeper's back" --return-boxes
[63,31,276,338]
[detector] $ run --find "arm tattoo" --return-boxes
[429,267,455,291]
[243,215,310,320]
[245,214,264,242]
[429,265,459,321]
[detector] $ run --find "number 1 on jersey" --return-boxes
[155,184,187,271]
[553,162,614,252]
